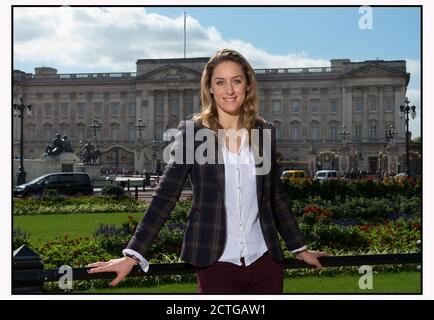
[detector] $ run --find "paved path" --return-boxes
[136,190,193,203]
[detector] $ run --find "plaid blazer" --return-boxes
[126,118,306,267]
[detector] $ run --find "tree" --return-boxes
[412,136,421,144]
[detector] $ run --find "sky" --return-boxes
[12,6,421,136]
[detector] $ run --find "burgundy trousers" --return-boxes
[196,251,283,294]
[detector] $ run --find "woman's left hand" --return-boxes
[295,250,329,269]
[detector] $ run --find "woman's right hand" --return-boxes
[87,257,137,287]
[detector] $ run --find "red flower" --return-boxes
[412,223,421,230]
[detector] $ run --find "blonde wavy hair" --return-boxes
[192,49,265,145]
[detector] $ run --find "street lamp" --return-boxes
[400,98,416,174]
[89,119,102,147]
[134,119,145,139]
[13,97,32,185]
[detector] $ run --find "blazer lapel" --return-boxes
[253,121,265,212]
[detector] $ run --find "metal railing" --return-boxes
[12,245,421,294]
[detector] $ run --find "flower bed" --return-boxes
[13,195,146,215]
[13,179,421,291]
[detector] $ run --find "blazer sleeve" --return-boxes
[126,120,193,257]
[269,124,307,251]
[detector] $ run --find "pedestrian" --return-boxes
[87,49,328,294]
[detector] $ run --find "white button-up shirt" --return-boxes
[218,139,269,266]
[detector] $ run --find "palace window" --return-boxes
[291,100,300,113]
[60,103,69,118]
[44,103,52,118]
[355,98,363,113]
[330,126,338,142]
[111,102,120,118]
[330,100,337,113]
[370,97,378,112]
[310,99,319,114]
[355,125,362,142]
[77,103,86,118]
[369,125,378,141]
[271,100,281,114]
[385,97,393,112]
[291,126,300,140]
[128,102,136,118]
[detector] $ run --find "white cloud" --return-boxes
[13,7,329,72]
[405,58,420,79]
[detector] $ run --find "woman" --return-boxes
[88,49,328,293]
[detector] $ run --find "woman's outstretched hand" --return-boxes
[295,250,329,269]
[87,257,137,287]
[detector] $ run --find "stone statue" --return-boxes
[61,135,73,153]
[44,133,63,156]
[80,140,101,165]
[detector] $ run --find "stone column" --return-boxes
[35,93,43,141]
[84,92,93,140]
[147,90,155,139]
[363,87,369,141]
[307,147,317,177]
[179,89,184,121]
[102,92,110,142]
[69,91,77,130]
[53,92,60,135]
[134,144,144,173]
[193,89,200,113]
[263,88,270,116]
[164,90,169,127]
[135,90,142,122]
[282,88,290,122]
[120,91,127,141]
[394,86,406,141]
[342,86,353,139]
[378,86,384,141]
[339,144,350,175]
[301,88,309,127]
[386,144,399,175]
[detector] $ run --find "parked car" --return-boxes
[314,170,340,181]
[280,170,309,183]
[392,172,421,182]
[13,172,93,197]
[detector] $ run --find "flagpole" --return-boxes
[184,12,186,58]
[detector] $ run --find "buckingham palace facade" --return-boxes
[13,57,410,175]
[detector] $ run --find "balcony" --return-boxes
[23,72,137,83]
[255,66,343,78]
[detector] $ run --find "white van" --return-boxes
[314,170,339,181]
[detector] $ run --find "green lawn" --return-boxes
[82,271,421,294]
[13,212,145,244]
[15,213,421,294]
